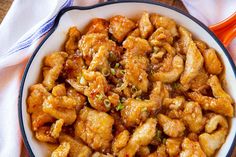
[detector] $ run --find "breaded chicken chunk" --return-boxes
[75,107,114,152]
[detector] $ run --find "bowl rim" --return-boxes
[18,0,236,157]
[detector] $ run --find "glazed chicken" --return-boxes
[27,11,234,157]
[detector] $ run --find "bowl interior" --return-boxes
[20,2,236,157]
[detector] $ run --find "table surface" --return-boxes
[0,0,235,156]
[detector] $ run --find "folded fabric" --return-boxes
[0,0,235,156]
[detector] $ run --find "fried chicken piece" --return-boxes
[35,126,56,143]
[31,110,55,131]
[148,27,173,46]
[66,87,86,112]
[66,79,86,94]
[78,33,120,65]
[150,81,170,107]
[139,11,154,39]
[50,119,64,139]
[189,68,209,92]
[65,27,81,54]
[179,27,204,88]
[166,138,182,157]
[118,118,157,157]
[52,84,66,96]
[74,107,114,153]
[151,55,184,83]
[122,54,149,92]
[27,84,54,131]
[208,75,233,103]
[112,130,130,155]
[180,138,206,157]
[150,48,166,65]
[27,84,50,113]
[178,26,192,54]
[182,102,206,133]
[51,142,70,157]
[83,70,110,111]
[88,46,110,73]
[43,52,68,90]
[123,36,152,55]
[203,48,223,75]
[158,53,173,72]
[42,95,77,125]
[86,18,109,35]
[59,134,92,157]
[199,115,228,157]
[109,15,136,42]
[188,92,233,117]
[150,13,178,37]
[157,114,185,137]
[63,54,84,79]
[121,98,158,127]
[129,28,140,37]
[195,40,207,53]
[163,96,185,110]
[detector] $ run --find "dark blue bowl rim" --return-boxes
[18,1,236,157]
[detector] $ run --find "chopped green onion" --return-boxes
[131,86,137,93]
[120,70,125,75]
[104,99,111,109]
[96,93,104,100]
[102,68,110,77]
[116,103,124,111]
[115,63,120,68]
[111,68,116,75]
[156,130,163,142]
[162,138,167,144]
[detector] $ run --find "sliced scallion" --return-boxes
[116,103,124,111]
[104,99,111,109]
[111,68,116,75]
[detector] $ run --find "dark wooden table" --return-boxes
[0,0,235,156]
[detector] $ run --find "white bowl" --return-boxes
[18,1,236,157]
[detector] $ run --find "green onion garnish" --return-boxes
[120,70,125,75]
[131,86,137,93]
[102,68,110,77]
[156,130,162,142]
[111,68,116,75]
[115,63,120,68]
[104,99,111,109]
[116,103,124,111]
[162,138,167,144]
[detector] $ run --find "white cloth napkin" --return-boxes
[0,0,235,156]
